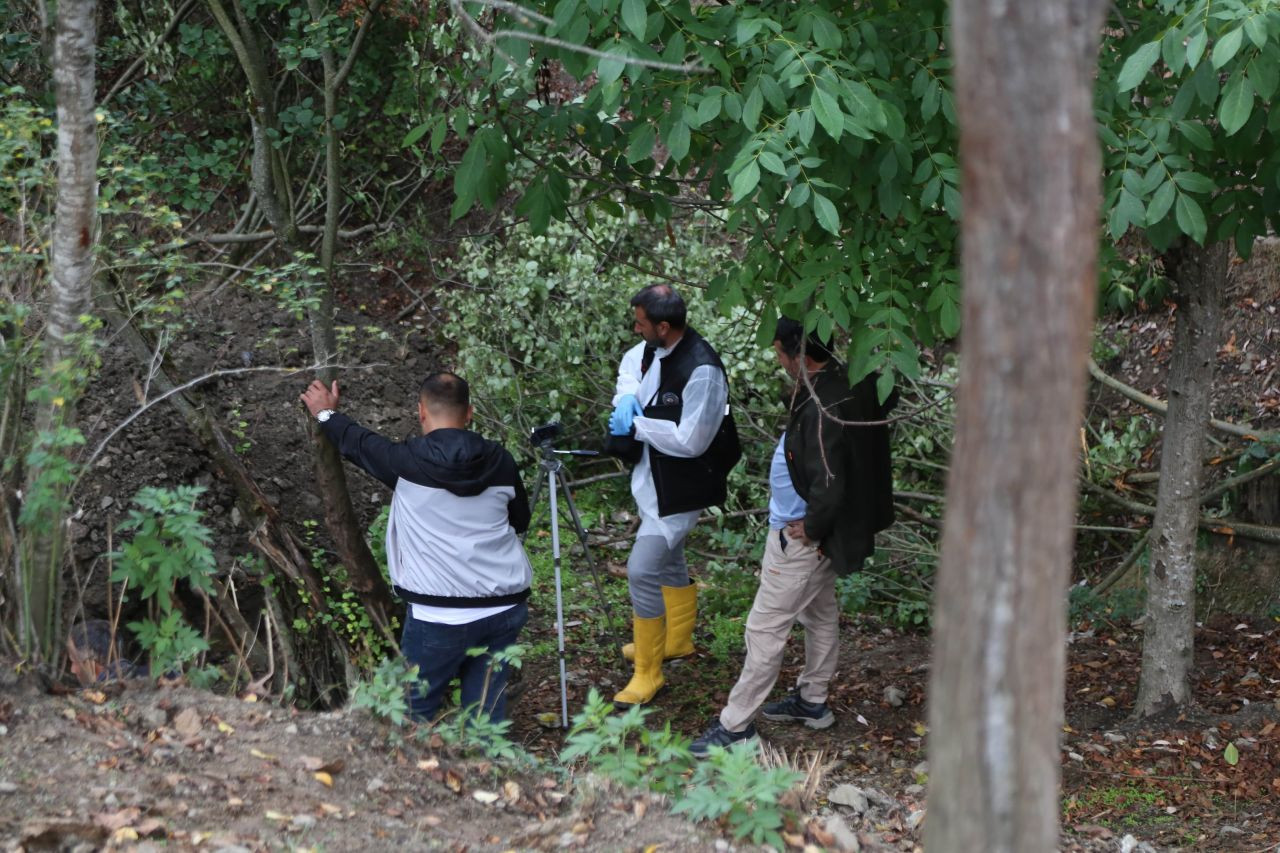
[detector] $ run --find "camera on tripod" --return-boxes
[529,421,563,449]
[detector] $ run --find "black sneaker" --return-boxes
[760,690,835,729]
[690,721,758,758]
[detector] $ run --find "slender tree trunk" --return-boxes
[19,0,98,662]
[207,0,394,629]
[926,2,1107,850]
[1135,239,1228,716]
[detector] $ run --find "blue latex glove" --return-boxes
[608,395,644,436]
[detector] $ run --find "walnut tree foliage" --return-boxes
[443,0,961,397]
[1098,0,1280,254]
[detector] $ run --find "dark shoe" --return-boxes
[690,721,758,758]
[760,690,835,729]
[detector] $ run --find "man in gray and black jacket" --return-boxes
[301,371,531,722]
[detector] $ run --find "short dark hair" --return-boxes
[419,371,470,415]
[629,284,687,329]
[773,317,835,362]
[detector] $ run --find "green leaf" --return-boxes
[811,87,844,141]
[939,298,960,338]
[812,191,839,235]
[1146,180,1176,225]
[731,160,760,202]
[1117,41,1160,92]
[401,120,432,148]
[1212,27,1243,69]
[626,122,656,163]
[742,86,763,131]
[758,150,786,175]
[666,120,690,162]
[1110,188,1145,239]
[1186,28,1208,69]
[1252,49,1279,101]
[597,49,627,86]
[1176,120,1213,151]
[1244,15,1268,49]
[621,0,647,40]
[697,91,723,125]
[1175,192,1207,243]
[786,182,811,208]
[1224,742,1239,766]
[1219,73,1254,136]
[1172,171,1215,194]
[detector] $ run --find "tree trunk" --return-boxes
[926,2,1107,851]
[1135,239,1228,716]
[208,0,394,630]
[19,0,98,663]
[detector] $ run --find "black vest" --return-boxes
[638,328,742,516]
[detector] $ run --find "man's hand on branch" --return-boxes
[609,394,644,436]
[301,380,340,417]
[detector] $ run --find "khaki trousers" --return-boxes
[720,527,840,733]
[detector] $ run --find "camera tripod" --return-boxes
[524,429,618,728]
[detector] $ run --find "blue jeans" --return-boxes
[400,603,529,723]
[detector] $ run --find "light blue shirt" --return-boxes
[768,434,806,530]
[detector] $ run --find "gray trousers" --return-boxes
[627,534,690,617]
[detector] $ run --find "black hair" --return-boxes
[773,316,835,362]
[629,284,687,329]
[419,371,470,414]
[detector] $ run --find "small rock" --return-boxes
[823,814,860,852]
[290,814,317,830]
[828,784,869,814]
[907,809,926,832]
[882,685,906,707]
[230,507,242,528]
[714,841,730,852]
[1103,732,1126,744]
[104,792,119,807]
[1068,752,1084,762]
[285,724,298,735]
[0,782,16,794]
[99,496,114,510]
[912,760,929,776]
[139,707,167,730]
[1119,835,1158,853]
[904,784,925,796]
[0,725,7,736]
[1218,826,1245,837]
[366,777,385,794]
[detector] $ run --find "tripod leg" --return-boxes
[556,468,619,639]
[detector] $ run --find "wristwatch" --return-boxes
[315,409,336,423]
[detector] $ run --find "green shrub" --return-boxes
[109,485,217,675]
[350,657,418,726]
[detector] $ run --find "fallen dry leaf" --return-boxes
[110,827,139,843]
[633,799,647,820]
[503,781,521,803]
[783,831,805,848]
[320,803,342,815]
[444,770,463,793]
[172,708,201,738]
[421,815,442,827]
[135,818,165,838]
[83,690,107,704]
[472,790,500,804]
[417,758,439,771]
[215,719,235,734]
[264,810,290,822]
[250,748,277,761]
[314,772,333,788]
[93,808,141,831]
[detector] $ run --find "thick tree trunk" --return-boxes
[19,0,98,662]
[1135,239,1228,716]
[926,2,1107,850]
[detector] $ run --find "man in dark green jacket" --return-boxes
[691,317,894,755]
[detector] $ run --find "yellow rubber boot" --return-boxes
[659,583,697,658]
[613,615,666,709]
[621,584,698,661]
